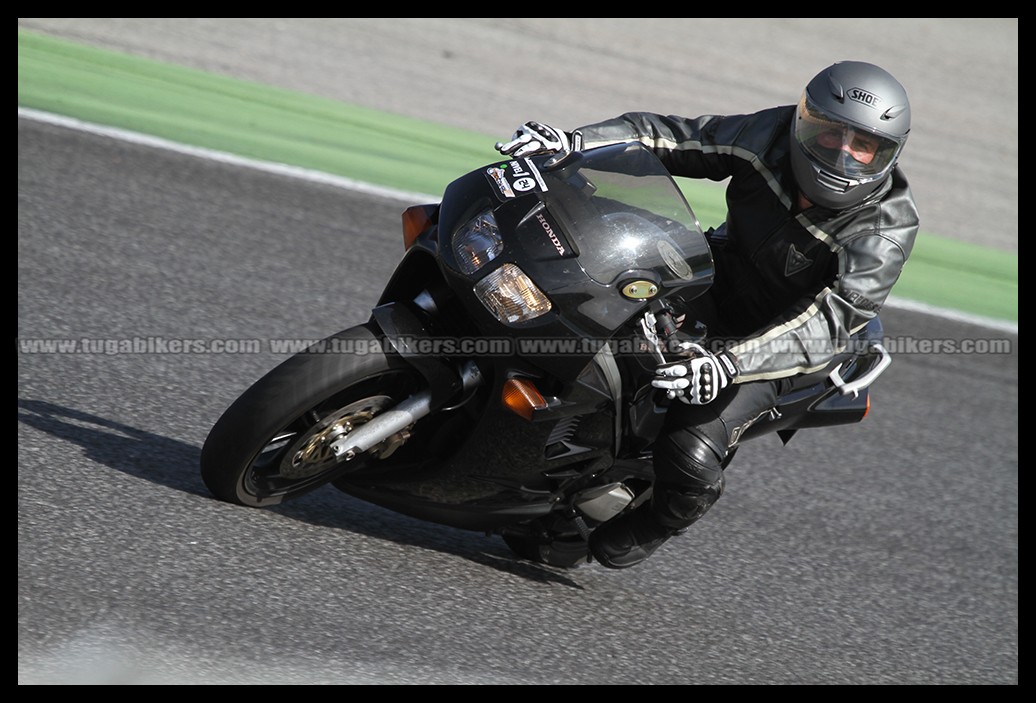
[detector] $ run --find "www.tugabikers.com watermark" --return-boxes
[17,334,1015,357]
[18,336,265,355]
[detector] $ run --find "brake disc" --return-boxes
[280,395,396,478]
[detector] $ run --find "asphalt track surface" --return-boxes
[18,20,1017,684]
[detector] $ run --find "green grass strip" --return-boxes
[892,234,1018,322]
[18,29,1016,324]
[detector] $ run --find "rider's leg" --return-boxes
[589,380,778,569]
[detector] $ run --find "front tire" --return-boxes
[200,323,421,507]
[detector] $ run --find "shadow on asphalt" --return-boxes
[18,397,588,588]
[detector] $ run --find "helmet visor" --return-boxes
[794,94,904,181]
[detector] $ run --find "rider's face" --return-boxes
[814,128,880,165]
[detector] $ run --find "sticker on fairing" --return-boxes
[512,176,537,192]
[512,158,548,192]
[657,240,694,281]
[485,159,549,200]
[485,167,515,198]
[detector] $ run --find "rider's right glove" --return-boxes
[495,121,571,159]
[651,344,740,405]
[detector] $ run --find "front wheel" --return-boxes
[200,323,422,507]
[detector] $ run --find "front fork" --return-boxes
[327,360,482,461]
[325,296,484,463]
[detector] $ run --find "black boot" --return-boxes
[589,478,723,569]
[589,507,678,569]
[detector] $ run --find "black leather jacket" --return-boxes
[575,107,920,382]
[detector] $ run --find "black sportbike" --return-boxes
[200,142,891,567]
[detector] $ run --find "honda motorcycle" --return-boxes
[200,142,891,567]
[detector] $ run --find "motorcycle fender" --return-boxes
[371,301,464,408]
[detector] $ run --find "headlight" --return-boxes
[474,264,552,325]
[452,209,503,275]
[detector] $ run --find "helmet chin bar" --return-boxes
[815,168,854,193]
[791,142,885,211]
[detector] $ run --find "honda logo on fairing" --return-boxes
[535,213,566,256]
[848,88,881,108]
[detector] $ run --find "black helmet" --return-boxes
[790,61,911,210]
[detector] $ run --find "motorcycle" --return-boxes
[200,141,892,567]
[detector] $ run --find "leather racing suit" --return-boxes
[575,107,920,534]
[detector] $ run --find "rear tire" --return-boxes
[200,323,421,507]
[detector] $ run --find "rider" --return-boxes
[496,61,920,569]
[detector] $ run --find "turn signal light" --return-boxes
[402,204,437,250]
[501,378,548,421]
[474,263,552,324]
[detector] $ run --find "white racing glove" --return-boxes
[495,121,571,159]
[652,343,740,405]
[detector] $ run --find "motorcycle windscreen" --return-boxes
[540,143,713,288]
[538,143,714,327]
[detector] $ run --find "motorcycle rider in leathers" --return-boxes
[496,61,920,569]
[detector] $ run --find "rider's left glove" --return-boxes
[495,121,571,159]
[652,344,740,405]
